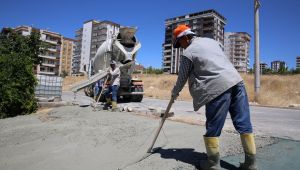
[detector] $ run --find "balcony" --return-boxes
[39,55,57,60]
[202,26,214,31]
[164,55,171,59]
[39,71,55,75]
[41,63,56,67]
[48,48,59,53]
[235,48,246,51]
[235,38,245,42]
[44,39,58,45]
[203,18,214,24]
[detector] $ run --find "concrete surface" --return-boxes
[0,106,277,170]
[1,92,299,170]
[223,138,300,170]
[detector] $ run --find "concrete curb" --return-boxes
[38,101,73,108]
[145,97,300,110]
[249,103,300,110]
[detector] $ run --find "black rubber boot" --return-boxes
[239,133,257,170]
[240,154,257,170]
[201,136,221,170]
[200,153,221,170]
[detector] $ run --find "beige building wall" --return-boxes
[73,20,120,75]
[224,32,251,73]
[60,37,75,76]
[14,26,62,76]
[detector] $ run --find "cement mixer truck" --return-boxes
[71,26,143,102]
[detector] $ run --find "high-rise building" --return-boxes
[296,56,300,70]
[14,26,62,76]
[72,20,120,74]
[224,32,251,73]
[162,9,226,74]
[72,29,82,75]
[271,60,286,72]
[60,37,75,76]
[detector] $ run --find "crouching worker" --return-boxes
[104,60,120,111]
[171,24,257,170]
[94,78,104,101]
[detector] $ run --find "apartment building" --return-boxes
[72,28,82,74]
[60,37,75,76]
[271,60,286,72]
[297,56,300,70]
[224,32,251,73]
[162,9,226,74]
[260,63,268,71]
[14,26,62,76]
[72,20,120,75]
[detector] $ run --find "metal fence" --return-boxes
[35,75,63,98]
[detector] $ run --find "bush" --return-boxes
[0,28,44,118]
[143,66,163,74]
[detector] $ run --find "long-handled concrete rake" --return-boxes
[147,96,175,153]
[118,97,175,170]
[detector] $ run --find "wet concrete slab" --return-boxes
[222,138,300,170]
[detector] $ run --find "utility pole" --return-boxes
[254,0,261,102]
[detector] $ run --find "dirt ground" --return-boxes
[0,106,276,170]
[62,74,300,107]
[138,74,300,107]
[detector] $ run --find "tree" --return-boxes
[262,68,272,74]
[248,68,254,74]
[0,28,45,118]
[61,70,69,78]
[278,65,288,74]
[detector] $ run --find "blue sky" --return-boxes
[1,0,299,69]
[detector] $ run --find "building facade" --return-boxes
[60,37,75,76]
[224,32,251,73]
[297,56,300,70]
[14,26,62,76]
[162,9,226,74]
[260,63,268,71]
[72,20,120,75]
[72,29,82,74]
[271,60,286,72]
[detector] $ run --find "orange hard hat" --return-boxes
[173,24,195,48]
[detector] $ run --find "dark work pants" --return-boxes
[105,85,119,102]
[205,82,253,137]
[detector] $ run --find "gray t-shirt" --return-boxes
[172,37,242,111]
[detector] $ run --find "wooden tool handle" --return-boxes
[147,97,175,153]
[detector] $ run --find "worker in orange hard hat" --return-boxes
[171,24,257,170]
[173,24,195,48]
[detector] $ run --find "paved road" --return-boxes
[62,92,300,140]
[139,98,300,141]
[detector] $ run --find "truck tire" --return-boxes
[84,86,94,97]
[131,86,143,102]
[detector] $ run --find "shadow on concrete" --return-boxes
[154,147,238,170]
